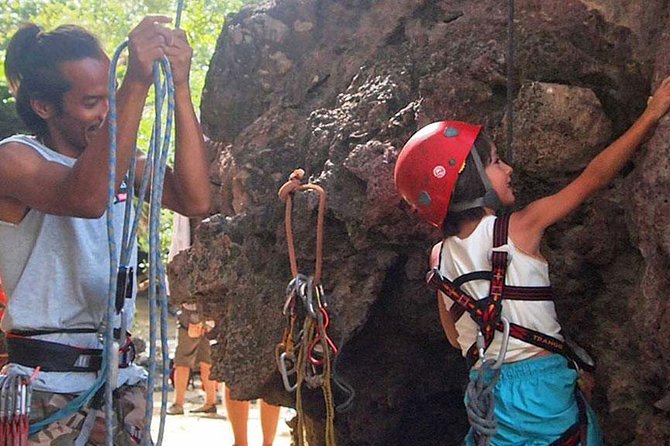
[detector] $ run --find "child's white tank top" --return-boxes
[439,215,563,363]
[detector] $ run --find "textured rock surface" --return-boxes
[168,1,670,444]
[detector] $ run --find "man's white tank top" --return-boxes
[0,135,145,392]
[439,215,563,363]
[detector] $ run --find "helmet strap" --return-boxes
[449,147,501,213]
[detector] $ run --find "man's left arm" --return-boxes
[148,28,211,216]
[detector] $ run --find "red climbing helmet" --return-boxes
[394,121,482,228]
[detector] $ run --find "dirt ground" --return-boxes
[134,296,293,445]
[149,381,293,445]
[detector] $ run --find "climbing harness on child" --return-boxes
[396,118,593,445]
[276,168,350,446]
[426,215,591,446]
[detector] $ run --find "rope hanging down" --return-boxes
[102,41,175,446]
[277,169,338,446]
[106,44,176,446]
[469,3,515,440]
[505,0,515,163]
[106,3,186,443]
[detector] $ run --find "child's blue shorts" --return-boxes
[464,354,603,446]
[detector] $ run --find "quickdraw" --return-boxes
[0,371,37,446]
[276,169,338,446]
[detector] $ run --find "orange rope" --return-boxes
[277,169,327,285]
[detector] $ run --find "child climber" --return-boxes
[394,75,670,446]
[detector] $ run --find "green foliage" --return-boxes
[0,0,248,105]
[0,84,26,139]
[0,0,251,267]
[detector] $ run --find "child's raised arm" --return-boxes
[511,76,670,255]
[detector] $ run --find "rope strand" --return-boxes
[506,0,515,163]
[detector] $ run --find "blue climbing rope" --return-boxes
[465,318,511,446]
[142,59,175,446]
[106,46,175,446]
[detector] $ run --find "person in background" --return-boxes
[167,301,219,415]
[166,212,219,415]
[225,388,281,446]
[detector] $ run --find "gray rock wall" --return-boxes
[168,1,670,444]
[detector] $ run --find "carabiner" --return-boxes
[476,317,510,370]
[308,308,339,366]
[301,277,318,319]
[476,330,485,361]
[278,352,298,392]
[491,317,510,370]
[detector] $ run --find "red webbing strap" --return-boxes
[507,323,568,356]
[548,390,588,446]
[448,285,552,323]
[478,214,510,349]
[428,269,570,361]
[427,270,479,314]
[503,286,553,300]
[449,305,466,323]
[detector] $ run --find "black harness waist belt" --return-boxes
[6,333,135,372]
[7,335,103,372]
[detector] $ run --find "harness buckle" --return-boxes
[298,277,318,319]
[73,355,94,369]
[489,244,513,263]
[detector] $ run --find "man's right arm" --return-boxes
[0,16,172,219]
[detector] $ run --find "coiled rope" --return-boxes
[465,318,510,446]
[105,38,175,446]
[465,360,500,445]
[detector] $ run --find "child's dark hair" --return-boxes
[441,133,494,236]
[4,23,104,138]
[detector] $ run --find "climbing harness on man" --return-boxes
[276,169,342,446]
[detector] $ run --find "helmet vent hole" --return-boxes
[418,191,432,206]
[444,127,459,137]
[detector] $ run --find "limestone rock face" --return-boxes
[168,1,670,444]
